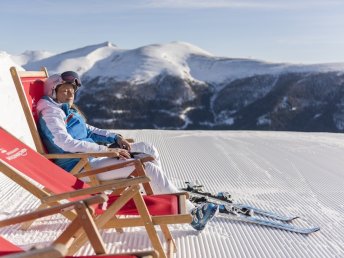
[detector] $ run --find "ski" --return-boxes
[183,182,319,234]
[187,191,298,222]
[218,204,320,234]
[182,182,298,222]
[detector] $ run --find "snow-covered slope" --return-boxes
[0,52,34,148]
[25,41,119,77]
[0,130,343,258]
[11,50,55,66]
[84,41,212,83]
[188,56,344,84]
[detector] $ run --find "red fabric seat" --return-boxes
[0,128,180,215]
[0,237,22,255]
[96,194,179,216]
[66,254,139,258]
[20,77,45,122]
[0,237,141,257]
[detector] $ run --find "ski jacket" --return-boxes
[36,96,119,172]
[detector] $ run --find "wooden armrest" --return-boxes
[157,191,189,198]
[0,194,108,227]
[75,156,154,179]
[41,176,150,203]
[139,155,155,163]
[75,159,139,178]
[43,152,119,159]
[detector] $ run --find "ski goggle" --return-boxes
[60,71,82,87]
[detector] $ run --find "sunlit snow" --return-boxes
[1,42,344,257]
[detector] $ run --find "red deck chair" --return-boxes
[0,195,158,258]
[0,127,191,258]
[10,66,153,191]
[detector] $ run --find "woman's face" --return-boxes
[55,83,75,106]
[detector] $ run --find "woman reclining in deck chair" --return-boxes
[36,71,218,231]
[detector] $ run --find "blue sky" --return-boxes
[1,0,344,64]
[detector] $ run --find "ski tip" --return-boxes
[286,216,299,221]
[312,226,320,232]
[304,227,320,234]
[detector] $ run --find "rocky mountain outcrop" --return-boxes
[78,71,344,132]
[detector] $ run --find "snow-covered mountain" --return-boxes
[2,41,344,131]
[23,41,344,84]
[11,50,55,66]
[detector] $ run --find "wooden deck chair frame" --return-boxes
[0,194,158,258]
[10,66,153,193]
[0,127,192,258]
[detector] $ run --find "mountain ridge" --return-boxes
[3,41,344,131]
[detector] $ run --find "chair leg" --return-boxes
[54,215,85,251]
[132,192,167,258]
[53,199,107,252]
[160,224,176,256]
[75,202,107,254]
[67,185,140,255]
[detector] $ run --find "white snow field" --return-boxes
[0,129,344,258]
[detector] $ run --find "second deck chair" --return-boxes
[0,127,192,258]
[0,195,158,258]
[10,66,153,191]
[0,195,106,258]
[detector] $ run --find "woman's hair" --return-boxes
[71,104,87,122]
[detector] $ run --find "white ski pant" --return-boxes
[82,141,195,211]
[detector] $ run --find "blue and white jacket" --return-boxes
[36,96,119,172]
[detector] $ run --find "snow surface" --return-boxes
[0,130,344,258]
